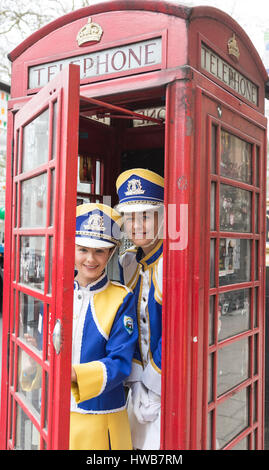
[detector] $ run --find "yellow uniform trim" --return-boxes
[93,282,128,338]
[152,264,162,304]
[72,361,105,403]
[149,354,161,375]
[76,202,122,227]
[116,168,164,190]
[70,409,132,450]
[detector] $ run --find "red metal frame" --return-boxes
[1,0,268,451]
[0,64,80,450]
[198,89,266,450]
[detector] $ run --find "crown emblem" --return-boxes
[125,179,145,196]
[76,17,103,47]
[83,214,105,232]
[227,34,240,60]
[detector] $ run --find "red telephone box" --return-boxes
[0,1,268,450]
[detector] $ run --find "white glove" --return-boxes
[131,382,149,424]
[131,382,160,423]
[139,389,161,422]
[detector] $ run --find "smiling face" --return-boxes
[75,245,112,286]
[123,210,161,253]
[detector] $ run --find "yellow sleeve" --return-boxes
[71,361,106,403]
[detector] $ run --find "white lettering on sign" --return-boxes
[28,37,162,89]
[133,107,165,127]
[201,44,258,105]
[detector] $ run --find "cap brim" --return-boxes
[75,237,115,248]
[115,203,163,213]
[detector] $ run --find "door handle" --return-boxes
[52,319,62,354]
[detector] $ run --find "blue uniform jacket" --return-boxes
[119,240,163,395]
[71,273,138,413]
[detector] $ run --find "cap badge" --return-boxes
[83,214,105,232]
[125,178,145,196]
[77,17,103,47]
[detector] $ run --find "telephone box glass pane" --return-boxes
[22,108,49,173]
[219,238,251,286]
[220,185,251,232]
[15,404,40,450]
[210,183,216,230]
[20,236,45,290]
[210,239,215,287]
[217,337,249,396]
[209,296,215,345]
[49,169,55,227]
[220,131,252,184]
[216,388,248,449]
[21,173,47,227]
[51,101,58,160]
[218,289,250,340]
[17,348,42,416]
[18,293,43,353]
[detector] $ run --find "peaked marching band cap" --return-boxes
[75,203,122,248]
[115,168,164,213]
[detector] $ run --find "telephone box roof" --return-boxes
[8,0,268,86]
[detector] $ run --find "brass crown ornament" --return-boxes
[77,17,103,47]
[227,34,240,60]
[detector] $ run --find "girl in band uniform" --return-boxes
[70,203,138,450]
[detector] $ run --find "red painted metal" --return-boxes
[80,94,164,124]
[0,64,80,450]
[1,0,268,451]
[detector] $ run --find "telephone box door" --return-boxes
[0,64,80,450]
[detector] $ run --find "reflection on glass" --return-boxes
[49,170,55,227]
[210,183,216,231]
[20,237,45,291]
[48,237,53,294]
[254,288,258,328]
[211,124,217,174]
[51,101,58,160]
[207,411,213,449]
[96,159,101,195]
[220,185,251,232]
[255,193,259,233]
[15,403,40,450]
[19,293,43,352]
[255,146,260,187]
[209,296,215,345]
[18,348,42,417]
[21,173,47,227]
[219,238,251,286]
[14,183,18,227]
[15,130,19,176]
[208,353,213,403]
[44,372,49,431]
[218,289,250,341]
[210,239,215,288]
[216,388,248,449]
[255,240,259,281]
[220,130,251,184]
[22,108,49,173]
[13,236,17,281]
[217,337,249,396]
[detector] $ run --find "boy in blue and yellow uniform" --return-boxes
[116,169,164,450]
[70,203,138,450]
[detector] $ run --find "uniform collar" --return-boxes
[136,239,163,269]
[74,272,108,292]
